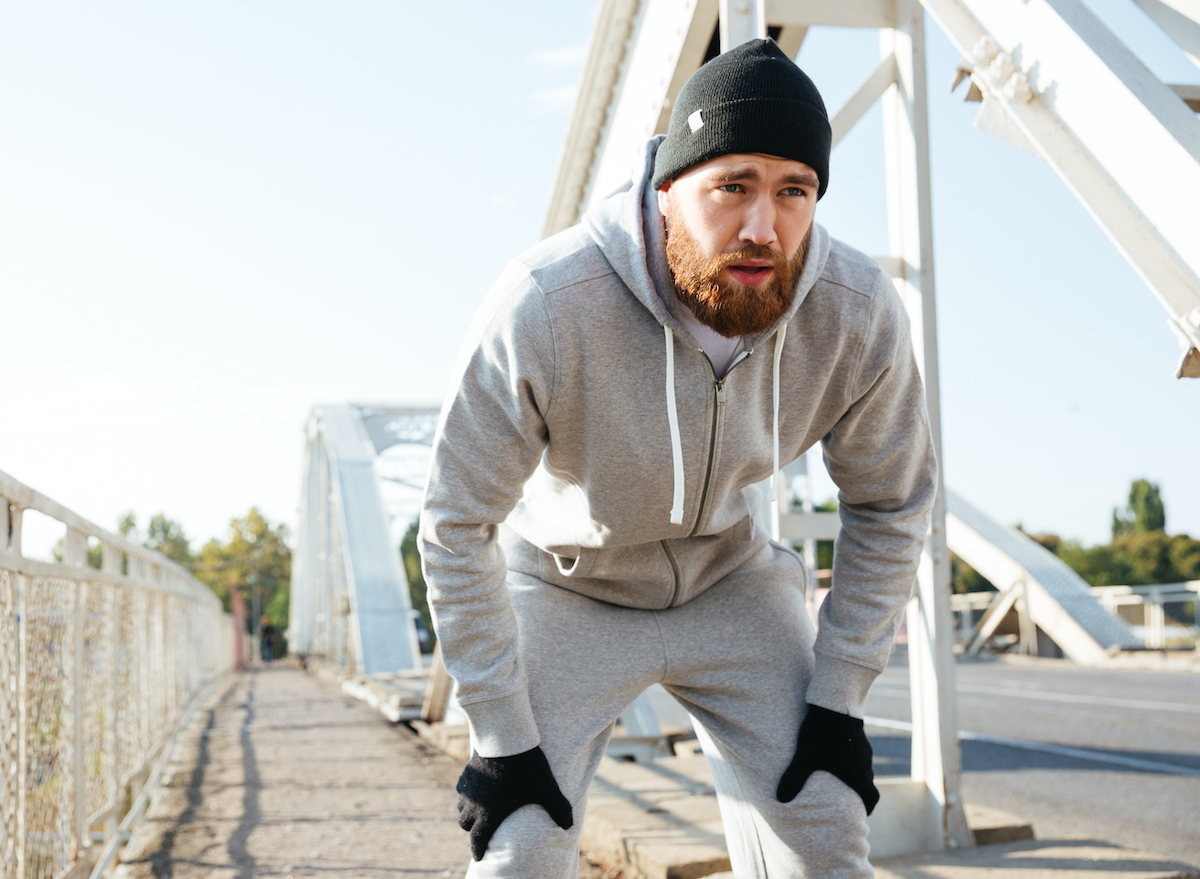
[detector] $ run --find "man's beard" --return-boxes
[665,203,808,338]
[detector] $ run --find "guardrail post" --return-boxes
[102,542,121,824]
[1148,589,1165,648]
[66,528,88,862]
[11,503,27,878]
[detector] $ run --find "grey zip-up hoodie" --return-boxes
[420,138,936,759]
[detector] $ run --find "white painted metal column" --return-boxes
[719,0,766,49]
[882,0,973,850]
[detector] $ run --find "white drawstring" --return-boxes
[768,323,788,503]
[664,325,685,525]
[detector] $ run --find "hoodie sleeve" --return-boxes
[806,269,937,718]
[418,261,556,758]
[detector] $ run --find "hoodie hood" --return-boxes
[582,136,835,515]
[581,135,833,351]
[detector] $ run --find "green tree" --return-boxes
[811,498,838,573]
[401,519,435,649]
[1112,478,1165,538]
[51,537,103,569]
[144,513,195,567]
[950,552,995,594]
[193,508,292,654]
[1109,530,1178,585]
[1167,534,1200,581]
[1027,531,1063,555]
[1055,540,1134,587]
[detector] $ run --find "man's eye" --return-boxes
[719,183,742,193]
[783,187,806,197]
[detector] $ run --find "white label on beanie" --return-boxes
[688,109,704,133]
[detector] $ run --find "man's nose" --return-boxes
[739,198,777,246]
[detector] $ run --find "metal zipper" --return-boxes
[687,351,751,537]
[660,539,682,607]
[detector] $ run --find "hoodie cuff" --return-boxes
[804,652,881,719]
[461,687,541,758]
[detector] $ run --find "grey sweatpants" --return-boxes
[466,541,872,878]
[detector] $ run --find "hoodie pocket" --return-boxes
[536,542,677,608]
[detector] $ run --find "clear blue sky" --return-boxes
[3,0,1197,557]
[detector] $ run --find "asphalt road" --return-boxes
[863,656,1200,868]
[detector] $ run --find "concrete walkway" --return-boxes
[116,666,617,879]
[117,664,1199,879]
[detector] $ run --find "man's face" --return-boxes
[658,152,818,338]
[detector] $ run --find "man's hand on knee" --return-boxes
[456,746,574,861]
[776,704,880,815]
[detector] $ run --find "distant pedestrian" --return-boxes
[260,615,278,663]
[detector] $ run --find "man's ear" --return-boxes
[657,184,671,219]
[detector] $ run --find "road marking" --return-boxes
[961,683,1200,713]
[871,681,1200,714]
[862,716,1200,778]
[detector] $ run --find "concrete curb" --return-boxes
[581,756,730,879]
[576,754,1040,879]
[874,839,1200,879]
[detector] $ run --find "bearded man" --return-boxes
[419,39,936,878]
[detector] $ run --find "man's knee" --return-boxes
[773,771,871,876]
[465,803,581,879]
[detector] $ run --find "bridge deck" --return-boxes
[116,666,472,878]
[113,664,1199,879]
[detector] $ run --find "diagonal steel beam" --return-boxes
[1132,0,1200,69]
[831,53,899,146]
[542,0,643,238]
[766,0,895,28]
[922,0,1200,376]
[586,0,723,215]
[966,584,1022,655]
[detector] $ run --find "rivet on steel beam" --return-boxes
[971,36,999,66]
[988,52,1015,85]
[1004,72,1034,103]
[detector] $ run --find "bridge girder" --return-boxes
[924,0,1200,376]
[292,404,437,675]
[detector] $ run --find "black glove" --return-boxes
[456,746,574,861]
[776,704,879,815]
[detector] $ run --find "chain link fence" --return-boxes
[1,469,233,879]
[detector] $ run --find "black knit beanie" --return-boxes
[652,38,831,199]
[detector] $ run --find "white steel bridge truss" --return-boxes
[291,405,438,676]
[542,0,1199,858]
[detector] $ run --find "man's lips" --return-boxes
[725,260,774,286]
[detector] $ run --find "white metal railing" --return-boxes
[0,468,233,879]
[951,582,1200,651]
[949,591,996,642]
[1091,582,1200,649]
